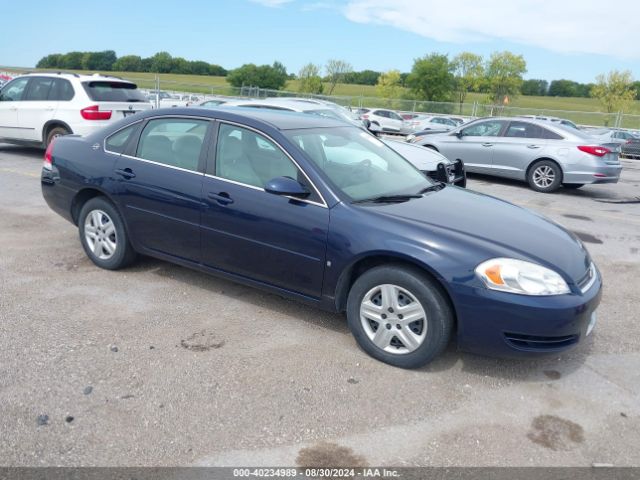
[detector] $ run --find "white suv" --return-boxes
[0,72,152,148]
[358,108,409,134]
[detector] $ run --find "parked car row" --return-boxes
[409,116,623,192]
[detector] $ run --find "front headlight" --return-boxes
[475,258,570,296]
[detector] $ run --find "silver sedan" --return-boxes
[413,117,623,192]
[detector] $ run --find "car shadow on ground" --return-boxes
[126,255,592,381]
[0,144,44,159]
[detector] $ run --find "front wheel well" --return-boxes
[423,144,439,152]
[335,254,457,329]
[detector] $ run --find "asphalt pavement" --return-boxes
[0,144,639,467]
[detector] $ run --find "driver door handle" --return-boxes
[527,144,542,149]
[114,168,136,179]
[208,192,234,205]
[481,143,493,147]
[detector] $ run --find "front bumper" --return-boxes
[453,273,602,358]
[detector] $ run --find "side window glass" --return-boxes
[461,121,505,137]
[105,123,141,154]
[136,118,207,171]
[505,121,543,139]
[541,128,563,140]
[215,123,300,189]
[50,79,74,101]
[25,77,54,101]
[0,78,29,102]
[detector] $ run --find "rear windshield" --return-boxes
[82,81,147,102]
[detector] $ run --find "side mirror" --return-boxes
[264,176,310,198]
[455,130,464,138]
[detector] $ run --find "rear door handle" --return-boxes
[208,192,234,205]
[481,143,493,147]
[114,168,136,179]
[527,144,542,149]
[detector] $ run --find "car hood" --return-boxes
[361,187,591,283]
[384,139,452,169]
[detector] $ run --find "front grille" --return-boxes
[504,332,579,351]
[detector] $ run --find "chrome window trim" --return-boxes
[215,119,328,208]
[203,173,326,208]
[580,263,598,294]
[120,153,205,176]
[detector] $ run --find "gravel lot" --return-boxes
[1,144,639,467]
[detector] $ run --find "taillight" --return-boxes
[43,138,56,170]
[577,145,610,157]
[80,105,112,120]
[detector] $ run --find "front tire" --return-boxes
[527,160,562,193]
[346,265,453,368]
[78,197,136,270]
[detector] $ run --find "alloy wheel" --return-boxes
[84,209,117,260]
[533,165,555,188]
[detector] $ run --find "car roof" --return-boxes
[141,106,347,130]
[19,71,135,83]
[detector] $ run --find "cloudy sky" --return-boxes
[1,0,638,82]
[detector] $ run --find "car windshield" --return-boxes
[306,108,356,124]
[285,126,431,202]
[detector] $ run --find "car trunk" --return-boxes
[81,80,152,119]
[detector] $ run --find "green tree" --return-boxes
[113,55,143,72]
[298,63,324,94]
[591,70,637,113]
[376,70,402,102]
[170,57,190,74]
[36,54,62,69]
[548,79,580,97]
[59,51,85,70]
[343,69,380,86]
[521,79,548,96]
[406,53,454,101]
[227,62,288,89]
[82,51,117,71]
[325,59,353,95]
[150,51,173,73]
[451,52,483,110]
[485,51,527,104]
[208,64,227,76]
[189,60,210,76]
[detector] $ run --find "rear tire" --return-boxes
[45,126,70,148]
[78,197,137,270]
[527,160,562,193]
[346,265,453,369]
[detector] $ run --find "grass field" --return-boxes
[4,66,640,127]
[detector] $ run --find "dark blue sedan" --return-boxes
[41,108,601,368]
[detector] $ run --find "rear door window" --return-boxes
[82,81,147,102]
[105,123,142,154]
[25,77,55,101]
[136,118,209,171]
[50,79,75,101]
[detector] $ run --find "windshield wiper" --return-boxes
[352,194,422,204]
[417,183,445,194]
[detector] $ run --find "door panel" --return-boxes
[439,120,507,174]
[201,122,329,298]
[113,117,210,262]
[0,77,29,139]
[491,121,548,180]
[201,178,329,297]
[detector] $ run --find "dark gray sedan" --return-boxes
[413,117,622,192]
